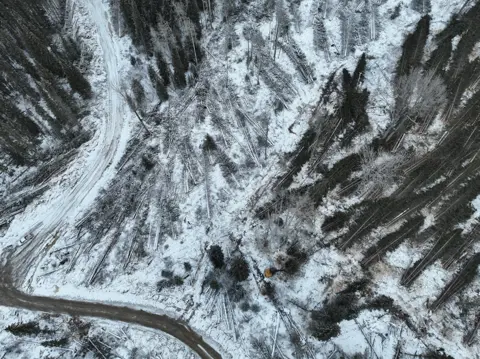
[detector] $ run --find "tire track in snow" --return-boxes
[0,1,224,358]
[7,0,128,284]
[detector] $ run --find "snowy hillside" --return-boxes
[2,0,480,358]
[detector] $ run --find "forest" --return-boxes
[2,0,480,358]
[0,0,91,165]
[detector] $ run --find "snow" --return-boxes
[0,306,198,359]
[0,0,134,287]
[2,0,478,358]
[334,311,394,357]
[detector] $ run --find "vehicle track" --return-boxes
[9,0,127,285]
[0,1,224,358]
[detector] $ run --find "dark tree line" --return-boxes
[330,6,480,292]
[0,0,91,165]
[256,8,480,321]
[395,15,430,77]
[258,54,369,219]
[114,0,204,90]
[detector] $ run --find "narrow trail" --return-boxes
[0,1,224,358]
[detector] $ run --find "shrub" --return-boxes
[209,279,222,291]
[423,349,454,359]
[366,295,394,311]
[390,4,401,19]
[284,258,299,274]
[203,135,218,152]
[227,284,246,302]
[68,317,90,338]
[157,279,173,292]
[309,281,367,341]
[274,217,284,227]
[324,293,357,322]
[172,275,184,286]
[157,274,184,291]
[309,313,341,341]
[250,304,261,313]
[239,302,250,312]
[261,281,275,298]
[228,255,250,282]
[41,338,69,347]
[6,322,42,337]
[208,245,225,268]
[283,243,308,275]
[161,270,173,278]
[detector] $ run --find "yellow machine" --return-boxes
[264,267,280,278]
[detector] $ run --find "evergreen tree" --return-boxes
[156,52,171,87]
[229,256,250,282]
[171,47,187,88]
[208,245,225,268]
[148,65,169,102]
[0,0,90,164]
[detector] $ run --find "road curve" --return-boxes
[1,1,223,358]
[0,267,222,359]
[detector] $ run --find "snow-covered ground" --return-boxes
[0,306,197,358]
[2,0,480,358]
[1,0,134,286]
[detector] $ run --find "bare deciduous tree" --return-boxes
[393,68,447,131]
[358,148,405,199]
[116,85,151,135]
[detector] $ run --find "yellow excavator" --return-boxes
[264,267,283,278]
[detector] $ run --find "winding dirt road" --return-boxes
[0,267,221,359]
[0,1,223,358]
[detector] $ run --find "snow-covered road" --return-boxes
[0,1,224,357]
[5,0,130,285]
